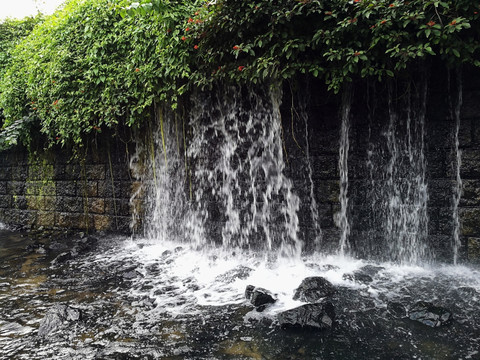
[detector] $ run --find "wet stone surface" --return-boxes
[0,229,480,360]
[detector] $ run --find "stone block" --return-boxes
[467,237,480,262]
[0,168,9,181]
[460,208,480,236]
[460,149,480,179]
[43,196,56,211]
[88,198,105,214]
[26,196,43,210]
[93,214,111,231]
[0,182,6,194]
[311,155,337,180]
[98,180,122,198]
[13,196,28,210]
[56,197,84,213]
[56,213,91,230]
[460,180,480,206]
[0,195,11,208]
[76,181,98,197]
[25,181,56,196]
[85,165,106,180]
[10,166,28,181]
[7,181,25,195]
[56,181,77,196]
[427,180,455,207]
[35,211,55,227]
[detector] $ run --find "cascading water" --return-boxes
[134,85,302,257]
[338,89,352,256]
[363,81,430,264]
[452,71,463,265]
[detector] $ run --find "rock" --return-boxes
[342,271,373,284]
[359,265,384,277]
[72,235,98,255]
[38,304,81,337]
[293,277,336,303]
[408,301,453,327]
[277,302,335,330]
[245,285,276,311]
[51,251,72,265]
[217,266,253,283]
[387,301,407,318]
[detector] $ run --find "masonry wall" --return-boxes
[0,139,134,233]
[0,64,479,263]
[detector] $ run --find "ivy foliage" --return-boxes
[0,0,479,149]
[188,0,480,91]
[0,0,199,149]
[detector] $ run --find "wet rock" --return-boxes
[293,277,336,303]
[277,302,335,330]
[123,270,142,280]
[342,271,373,284]
[359,265,384,277]
[387,301,407,318]
[51,251,72,265]
[38,303,81,337]
[217,266,253,283]
[72,235,98,255]
[245,285,276,311]
[408,301,453,327]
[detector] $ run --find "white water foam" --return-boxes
[97,237,480,318]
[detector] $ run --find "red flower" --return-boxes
[427,20,436,27]
[194,11,199,15]
[194,44,199,50]
[53,100,59,106]
[380,19,387,24]
[238,66,245,71]
[354,51,361,56]
[370,24,376,29]
[186,27,190,32]
[135,68,140,72]
[188,18,193,23]
[389,3,394,7]
[450,20,457,25]
[233,45,239,50]
[167,29,172,33]
[181,36,186,41]
[56,137,60,140]
[354,0,360,2]
[349,17,357,23]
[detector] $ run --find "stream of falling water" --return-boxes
[131,85,302,257]
[452,71,463,265]
[338,89,352,256]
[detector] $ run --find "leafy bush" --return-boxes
[0,0,478,149]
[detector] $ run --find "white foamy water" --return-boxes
[92,237,480,319]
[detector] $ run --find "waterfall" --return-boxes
[338,89,352,256]
[129,105,188,242]
[452,70,463,265]
[383,81,430,264]
[134,85,301,257]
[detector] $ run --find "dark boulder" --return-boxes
[277,302,335,330]
[245,285,276,311]
[38,303,82,337]
[408,301,453,327]
[293,277,336,303]
[387,301,407,318]
[342,271,373,284]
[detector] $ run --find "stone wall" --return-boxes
[0,64,479,263]
[0,139,134,233]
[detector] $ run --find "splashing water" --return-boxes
[338,89,352,256]
[133,85,301,257]
[452,71,463,265]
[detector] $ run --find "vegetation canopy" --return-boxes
[0,0,478,149]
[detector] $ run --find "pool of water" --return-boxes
[1,229,479,359]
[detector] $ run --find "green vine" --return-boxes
[0,0,478,150]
